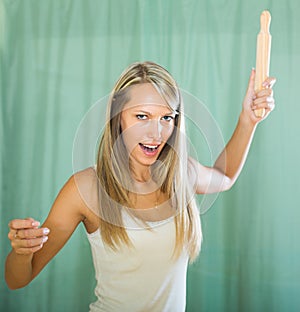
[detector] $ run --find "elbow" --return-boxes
[5,277,19,290]
[5,279,30,290]
[5,253,34,290]
[5,270,32,290]
[221,176,235,191]
[199,175,235,194]
[6,283,19,291]
[5,275,27,290]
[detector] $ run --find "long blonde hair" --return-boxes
[96,61,202,261]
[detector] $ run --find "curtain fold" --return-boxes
[1,1,299,311]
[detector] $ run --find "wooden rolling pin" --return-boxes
[254,10,272,118]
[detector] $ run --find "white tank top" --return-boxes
[86,216,189,312]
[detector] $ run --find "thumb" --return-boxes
[244,69,256,103]
[247,68,256,93]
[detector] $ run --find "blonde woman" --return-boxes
[5,62,276,311]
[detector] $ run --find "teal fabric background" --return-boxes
[1,0,299,311]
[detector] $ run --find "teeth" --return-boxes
[143,144,158,149]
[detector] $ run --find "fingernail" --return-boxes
[42,236,48,243]
[43,228,50,235]
[32,221,40,227]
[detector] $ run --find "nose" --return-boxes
[147,119,162,140]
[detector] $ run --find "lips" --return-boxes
[139,143,160,156]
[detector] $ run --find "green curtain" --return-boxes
[1,0,299,311]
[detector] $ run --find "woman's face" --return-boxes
[120,83,176,169]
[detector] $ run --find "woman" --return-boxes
[5,62,276,311]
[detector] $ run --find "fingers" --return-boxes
[242,71,276,122]
[8,218,50,255]
[262,76,276,89]
[9,218,40,230]
[12,236,49,255]
[252,100,275,113]
[256,88,273,97]
[14,245,45,255]
[251,77,276,116]
[252,88,275,111]
[11,227,50,239]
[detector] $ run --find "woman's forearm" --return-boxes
[214,111,257,185]
[213,71,276,189]
[5,250,33,289]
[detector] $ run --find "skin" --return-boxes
[5,69,276,289]
[120,83,176,182]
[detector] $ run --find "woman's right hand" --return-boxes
[8,218,50,255]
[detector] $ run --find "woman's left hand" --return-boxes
[241,68,276,125]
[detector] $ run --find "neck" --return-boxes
[129,159,161,195]
[130,161,151,182]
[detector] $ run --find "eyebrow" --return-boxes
[133,109,176,116]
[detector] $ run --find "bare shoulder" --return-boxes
[73,166,100,215]
[43,167,100,228]
[72,167,101,231]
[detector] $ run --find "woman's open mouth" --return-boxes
[139,143,160,156]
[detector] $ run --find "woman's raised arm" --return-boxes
[190,70,276,194]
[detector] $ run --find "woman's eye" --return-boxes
[162,116,174,122]
[136,114,147,120]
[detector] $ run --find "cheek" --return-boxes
[162,123,175,141]
[121,124,142,152]
[120,114,137,142]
